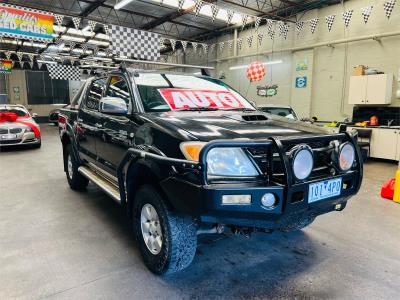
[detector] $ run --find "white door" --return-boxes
[366,74,392,105]
[348,76,367,104]
[374,129,398,160]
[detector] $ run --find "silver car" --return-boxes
[0,104,41,148]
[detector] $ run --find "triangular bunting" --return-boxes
[342,10,353,28]
[72,17,81,29]
[191,42,198,52]
[178,0,185,10]
[209,43,216,53]
[237,38,243,50]
[228,40,233,51]
[296,21,304,34]
[241,14,248,28]
[55,14,64,26]
[88,20,97,32]
[361,6,374,24]
[181,40,188,52]
[310,18,319,34]
[266,20,275,40]
[383,1,396,19]
[226,9,234,24]
[210,4,219,21]
[257,33,264,45]
[325,15,336,32]
[247,36,253,48]
[202,43,208,54]
[16,52,23,61]
[219,42,224,52]
[194,0,203,16]
[254,17,262,31]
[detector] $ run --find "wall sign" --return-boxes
[0,4,54,42]
[0,59,12,73]
[296,59,308,71]
[257,85,278,97]
[295,76,307,88]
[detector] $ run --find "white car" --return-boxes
[257,104,298,120]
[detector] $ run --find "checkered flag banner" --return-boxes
[201,43,208,54]
[254,17,262,31]
[237,38,243,50]
[296,21,304,34]
[178,0,185,10]
[247,36,253,48]
[72,17,81,29]
[47,64,81,81]
[361,6,374,24]
[210,4,219,21]
[194,0,203,16]
[226,9,234,24]
[88,20,97,32]
[219,41,224,52]
[181,40,188,52]
[383,1,396,19]
[109,25,160,61]
[257,33,263,46]
[325,15,335,32]
[342,10,353,28]
[191,42,198,52]
[55,14,64,26]
[228,40,233,51]
[241,14,248,28]
[310,18,319,34]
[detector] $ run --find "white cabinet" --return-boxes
[348,74,393,105]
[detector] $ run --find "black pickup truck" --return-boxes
[59,68,363,274]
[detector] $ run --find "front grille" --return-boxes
[0,139,21,145]
[0,128,8,134]
[9,128,22,134]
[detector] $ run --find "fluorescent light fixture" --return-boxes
[114,0,134,10]
[37,60,57,64]
[82,25,91,31]
[61,35,86,42]
[87,39,110,46]
[229,60,283,70]
[95,33,110,40]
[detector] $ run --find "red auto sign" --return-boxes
[158,88,249,110]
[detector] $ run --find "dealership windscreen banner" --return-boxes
[0,4,54,42]
[0,59,12,74]
[158,88,253,110]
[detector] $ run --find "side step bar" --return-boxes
[78,166,121,203]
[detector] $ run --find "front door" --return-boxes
[96,75,138,175]
[77,77,107,164]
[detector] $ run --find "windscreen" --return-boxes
[134,73,255,112]
[0,106,29,117]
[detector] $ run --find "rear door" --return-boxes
[76,77,106,163]
[95,74,139,175]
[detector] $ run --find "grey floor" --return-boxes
[1,125,399,300]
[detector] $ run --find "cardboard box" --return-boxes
[353,65,366,76]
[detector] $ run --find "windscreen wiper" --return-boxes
[178,107,219,111]
[224,108,257,112]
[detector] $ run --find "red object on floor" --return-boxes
[381,179,395,200]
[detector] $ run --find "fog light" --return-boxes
[261,193,277,209]
[222,195,251,205]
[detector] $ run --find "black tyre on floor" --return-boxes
[133,185,197,275]
[64,144,89,190]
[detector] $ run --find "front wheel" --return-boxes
[64,144,88,191]
[133,185,197,275]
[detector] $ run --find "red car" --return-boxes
[0,104,41,148]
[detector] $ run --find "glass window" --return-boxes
[134,73,255,112]
[86,78,106,110]
[259,107,298,120]
[106,75,131,107]
[26,71,70,104]
[0,106,29,117]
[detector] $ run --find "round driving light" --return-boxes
[292,145,314,181]
[339,142,355,171]
[261,193,277,209]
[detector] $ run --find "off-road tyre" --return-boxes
[64,144,88,191]
[133,185,197,275]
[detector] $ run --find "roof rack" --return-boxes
[113,58,214,70]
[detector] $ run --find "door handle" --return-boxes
[95,123,103,128]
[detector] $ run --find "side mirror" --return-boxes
[31,113,38,118]
[99,97,128,115]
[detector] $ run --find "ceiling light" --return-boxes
[37,60,57,64]
[114,0,134,10]
[87,39,110,46]
[229,60,283,70]
[61,35,86,42]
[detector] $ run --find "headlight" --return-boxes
[291,145,314,180]
[25,127,32,132]
[338,142,355,171]
[207,148,259,177]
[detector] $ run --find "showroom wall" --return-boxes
[187,0,400,121]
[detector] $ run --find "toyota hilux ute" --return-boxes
[58,68,363,275]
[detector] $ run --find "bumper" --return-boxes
[161,170,358,230]
[0,132,40,146]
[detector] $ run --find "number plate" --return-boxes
[308,178,342,203]
[1,134,17,140]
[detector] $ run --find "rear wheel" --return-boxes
[133,185,197,275]
[64,144,88,190]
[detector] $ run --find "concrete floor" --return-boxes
[1,125,399,300]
